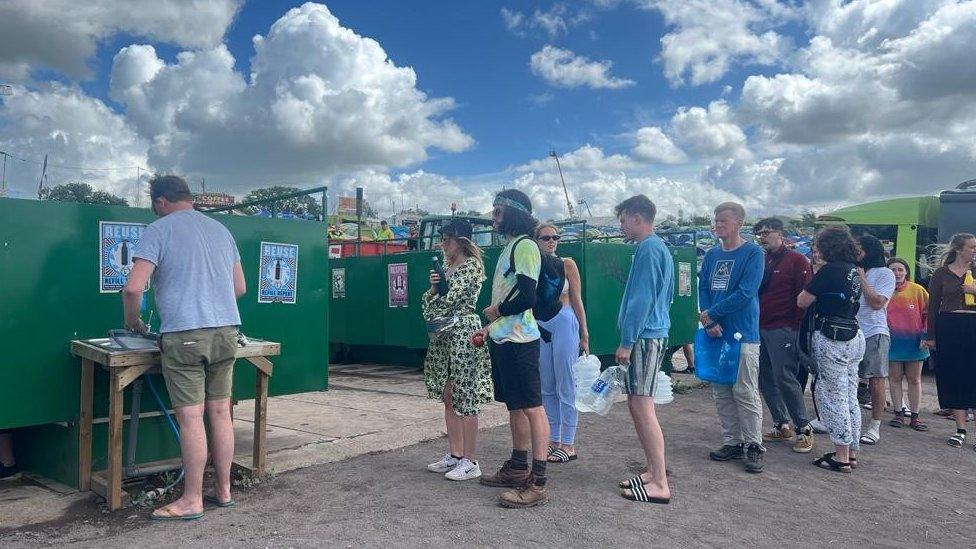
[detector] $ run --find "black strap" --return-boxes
[503,236,532,277]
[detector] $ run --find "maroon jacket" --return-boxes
[759,245,811,330]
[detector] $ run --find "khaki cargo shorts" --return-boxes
[160,326,238,408]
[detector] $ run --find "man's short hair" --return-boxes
[753,217,783,234]
[614,194,657,224]
[149,175,192,203]
[714,201,746,221]
[381,220,389,226]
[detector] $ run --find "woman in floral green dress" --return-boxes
[422,219,494,481]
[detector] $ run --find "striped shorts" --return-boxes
[625,338,668,397]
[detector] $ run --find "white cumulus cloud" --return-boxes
[0,0,241,80]
[108,2,473,191]
[530,45,635,89]
[632,127,688,164]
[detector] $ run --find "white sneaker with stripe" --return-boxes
[444,458,481,481]
[427,454,459,473]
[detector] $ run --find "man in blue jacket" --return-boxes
[614,195,674,504]
[698,202,766,473]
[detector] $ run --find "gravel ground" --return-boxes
[4,377,976,548]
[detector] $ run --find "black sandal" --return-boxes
[619,475,645,489]
[948,433,966,448]
[813,452,851,473]
[621,478,671,504]
[848,456,857,470]
[547,448,577,463]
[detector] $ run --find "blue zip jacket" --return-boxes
[617,233,674,348]
[698,241,763,343]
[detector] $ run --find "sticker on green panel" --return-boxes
[332,268,346,299]
[678,262,692,296]
[258,241,299,304]
[100,221,147,293]
[388,263,408,308]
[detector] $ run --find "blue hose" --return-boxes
[145,374,184,490]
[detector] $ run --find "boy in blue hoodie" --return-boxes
[614,195,674,504]
[698,202,766,473]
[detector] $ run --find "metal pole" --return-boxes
[1,152,7,195]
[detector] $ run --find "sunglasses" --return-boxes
[538,235,561,242]
[754,229,779,237]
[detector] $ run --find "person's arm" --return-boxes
[565,258,590,354]
[617,246,654,351]
[706,247,764,318]
[797,290,816,309]
[233,261,246,298]
[859,268,892,310]
[793,255,813,322]
[122,259,155,332]
[797,264,824,310]
[925,270,943,343]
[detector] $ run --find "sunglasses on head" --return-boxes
[538,235,561,242]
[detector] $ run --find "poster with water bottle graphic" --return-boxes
[99,221,147,293]
[258,241,299,304]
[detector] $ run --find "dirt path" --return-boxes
[5,378,976,548]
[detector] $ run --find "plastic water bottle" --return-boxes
[653,370,674,405]
[572,355,601,411]
[431,256,449,296]
[578,365,627,415]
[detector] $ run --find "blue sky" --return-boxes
[2,1,974,220]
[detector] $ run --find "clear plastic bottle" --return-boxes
[578,365,628,415]
[572,355,602,412]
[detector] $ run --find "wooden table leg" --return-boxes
[252,370,269,477]
[78,359,94,491]
[107,370,124,510]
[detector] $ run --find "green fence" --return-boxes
[330,239,698,362]
[0,197,330,486]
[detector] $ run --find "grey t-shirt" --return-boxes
[856,267,896,338]
[133,209,242,333]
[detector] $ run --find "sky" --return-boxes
[1,0,974,221]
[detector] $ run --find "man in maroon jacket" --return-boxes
[753,218,815,453]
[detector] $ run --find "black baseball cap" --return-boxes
[439,218,473,240]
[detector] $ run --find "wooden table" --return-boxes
[70,337,281,510]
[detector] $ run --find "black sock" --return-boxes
[450,454,462,460]
[957,428,967,436]
[531,459,547,486]
[510,449,529,470]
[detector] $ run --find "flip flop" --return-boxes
[859,432,879,445]
[547,448,577,463]
[203,495,236,508]
[150,507,204,521]
[618,475,646,489]
[621,478,671,504]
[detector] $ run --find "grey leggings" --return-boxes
[812,331,866,450]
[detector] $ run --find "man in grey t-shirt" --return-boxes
[122,175,246,520]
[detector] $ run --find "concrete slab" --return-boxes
[235,398,419,438]
[277,387,439,419]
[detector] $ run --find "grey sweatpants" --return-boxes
[712,343,763,446]
[758,328,809,429]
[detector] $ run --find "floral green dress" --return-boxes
[421,256,494,416]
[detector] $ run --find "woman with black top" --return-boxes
[922,233,976,449]
[797,227,865,473]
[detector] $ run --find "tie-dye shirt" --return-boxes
[489,236,541,344]
[886,281,930,362]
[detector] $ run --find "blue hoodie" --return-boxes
[617,234,675,348]
[698,241,763,343]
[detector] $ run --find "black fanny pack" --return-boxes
[815,316,859,342]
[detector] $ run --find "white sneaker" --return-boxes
[809,418,828,434]
[427,454,459,473]
[445,458,481,481]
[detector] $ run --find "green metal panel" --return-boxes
[0,197,329,486]
[330,240,698,360]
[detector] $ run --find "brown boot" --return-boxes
[479,460,531,488]
[499,483,550,508]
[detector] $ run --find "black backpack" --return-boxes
[504,236,566,323]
